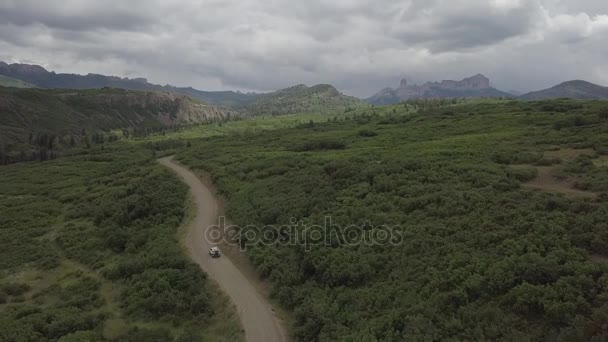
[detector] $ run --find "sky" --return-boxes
[0,0,607,97]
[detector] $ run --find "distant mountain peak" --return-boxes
[367,73,508,105]
[248,83,366,116]
[0,62,48,75]
[519,80,608,100]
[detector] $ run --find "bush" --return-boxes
[507,166,539,182]
[562,156,594,173]
[534,157,561,166]
[1,283,31,296]
[358,129,379,137]
[290,139,346,152]
[554,116,589,130]
[492,151,542,165]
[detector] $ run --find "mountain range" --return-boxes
[2,62,608,108]
[0,62,366,114]
[0,62,256,106]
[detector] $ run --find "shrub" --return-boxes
[290,139,346,152]
[507,166,539,182]
[358,129,378,137]
[1,283,31,296]
[562,156,594,173]
[534,157,561,166]
[554,116,588,130]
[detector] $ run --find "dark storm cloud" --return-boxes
[0,0,606,96]
[392,0,543,51]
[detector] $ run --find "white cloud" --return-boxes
[0,0,606,96]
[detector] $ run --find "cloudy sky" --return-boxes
[0,0,607,96]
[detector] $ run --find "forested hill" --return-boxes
[0,87,238,163]
[0,75,34,88]
[520,80,608,100]
[245,84,368,116]
[0,62,257,106]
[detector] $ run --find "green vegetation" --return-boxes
[3,97,608,341]
[173,98,608,340]
[0,75,34,88]
[0,144,241,341]
[244,84,367,116]
[0,87,236,164]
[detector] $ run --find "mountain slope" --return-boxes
[246,84,367,116]
[0,87,238,147]
[519,80,608,100]
[368,74,511,104]
[0,75,34,88]
[1,62,365,114]
[0,62,256,106]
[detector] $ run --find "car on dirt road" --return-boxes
[209,247,221,258]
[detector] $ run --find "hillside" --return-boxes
[520,80,608,100]
[0,62,366,114]
[0,75,34,88]
[0,62,257,106]
[245,84,367,116]
[0,87,238,154]
[368,74,512,104]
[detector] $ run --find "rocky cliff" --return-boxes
[368,74,511,105]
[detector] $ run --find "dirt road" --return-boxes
[159,156,288,342]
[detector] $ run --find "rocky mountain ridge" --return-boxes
[0,62,257,106]
[368,74,511,105]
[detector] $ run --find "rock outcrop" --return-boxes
[367,74,511,105]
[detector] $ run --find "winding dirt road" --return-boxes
[159,156,288,342]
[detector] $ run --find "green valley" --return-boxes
[2,97,608,341]
[4,2,608,341]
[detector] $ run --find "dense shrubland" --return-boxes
[2,97,608,341]
[177,99,608,341]
[0,144,230,341]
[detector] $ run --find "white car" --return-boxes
[209,247,221,258]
